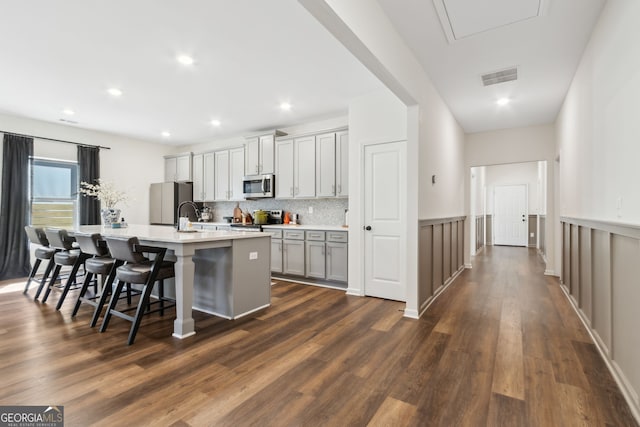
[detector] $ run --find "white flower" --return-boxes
[79,179,128,208]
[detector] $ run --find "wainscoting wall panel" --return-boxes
[561,217,640,420]
[528,214,537,247]
[475,216,484,252]
[486,215,493,245]
[539,215,546,258]
[418,216,466,315]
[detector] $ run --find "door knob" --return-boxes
[365,225,372,231]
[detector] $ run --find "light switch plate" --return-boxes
[249,251,258,260]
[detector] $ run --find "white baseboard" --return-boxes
[403,308,419,319]
[544,270,556,276]
[464,263,472,269]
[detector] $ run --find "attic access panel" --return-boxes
[433,0,546,42]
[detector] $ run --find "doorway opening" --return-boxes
[470,161,547,258]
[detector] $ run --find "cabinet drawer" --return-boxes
[326,231,348,243]
[267,229,283,239]
[283,230,305,240]
[305,231,326,241]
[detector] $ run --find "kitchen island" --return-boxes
[76,225,271,339]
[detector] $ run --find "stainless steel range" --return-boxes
[229,210,283,232]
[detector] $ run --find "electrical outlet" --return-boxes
[249,251,258,260]
[530,233,534,238]
[308,206,313,214]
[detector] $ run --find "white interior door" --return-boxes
[493,184,527,246]
[364,141,406,302]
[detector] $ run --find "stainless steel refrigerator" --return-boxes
[149,182,194,225]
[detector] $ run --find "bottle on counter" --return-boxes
[233,202,242,223]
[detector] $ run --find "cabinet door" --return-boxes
[192,154,204,201]
[214,150,230,201]
[271,239,283,273]
[283,239,305,275]
[175,154,192,181]
[203,152,215,201]
[336,131,349,197]
[260,134,275,174]
[164,157,177,182]
[294,136,316,198]
[245,137,260,176]
[316,133,336,197]
[229,147,245,201]
[275,139,294,198]
[326,242,348,282]
[305,241,326,279]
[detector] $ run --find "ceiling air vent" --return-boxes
[481,67,518,86]
[59,118,78,124]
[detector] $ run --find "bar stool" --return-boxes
[41,228,91,310]
[71,233,124,325]
[23,226,57,298]
[100,236,176,345]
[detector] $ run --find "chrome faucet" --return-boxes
[176,201,200,229]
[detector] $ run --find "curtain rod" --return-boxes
[1,130,111,150]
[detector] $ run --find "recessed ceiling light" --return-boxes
[176,55,194,66]
[496,97,510,106]
[161,131,171,138]
[107,88,122,97]
[280,102,292,111]
[63,109,75,116]
[210,120,221,127]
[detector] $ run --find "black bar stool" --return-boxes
[100,236,176,345]
[71,232,124,325]
[41,228,91,310]
[23,226,57,298]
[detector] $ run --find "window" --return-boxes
[30,158,78,228]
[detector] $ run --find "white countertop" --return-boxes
[262,224,348,232]
[76,224,268,244]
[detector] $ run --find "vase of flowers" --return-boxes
[79,179,128,225]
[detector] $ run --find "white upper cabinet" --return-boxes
[316,132,336,197]
[275,139,294,198]
[214,147,245,201]
[229,147,245,200]
[245,133,280,176]
[245,137,260,176]
[214,150,230,201]
[274,129,347,199]
[164,153,192,182]
[336,131,349,197]
[192,154,204,201]
[259,134,275,175]
[203,152,215,201]
[295,136,316,198]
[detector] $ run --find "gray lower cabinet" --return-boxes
[326,242,347,282]
[305,241,326,278]
[283,239,305,276]
[271,238,283,273]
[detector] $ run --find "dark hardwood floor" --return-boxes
[0,246,637,426]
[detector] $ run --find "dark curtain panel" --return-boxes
[78,145,100,225]
[0,134,34,280]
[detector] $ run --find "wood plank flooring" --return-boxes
[0,246,637,426]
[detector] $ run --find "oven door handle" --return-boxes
[262,175,266,194]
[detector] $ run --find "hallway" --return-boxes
[435,245,637,426]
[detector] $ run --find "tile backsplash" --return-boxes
[205,198,348,226]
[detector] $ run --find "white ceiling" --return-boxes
[0,1,608,143]
[377,0,606,133]
[0,1,382,145]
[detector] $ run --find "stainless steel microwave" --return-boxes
[243,174,275,198]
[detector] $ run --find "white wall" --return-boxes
[464,124,556,272]
[556,0,640,225]
[300,0,465,318]
[484,162,539,215]
[346,88,407,297]
[177,115,349,154]
[0,112,173,224]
